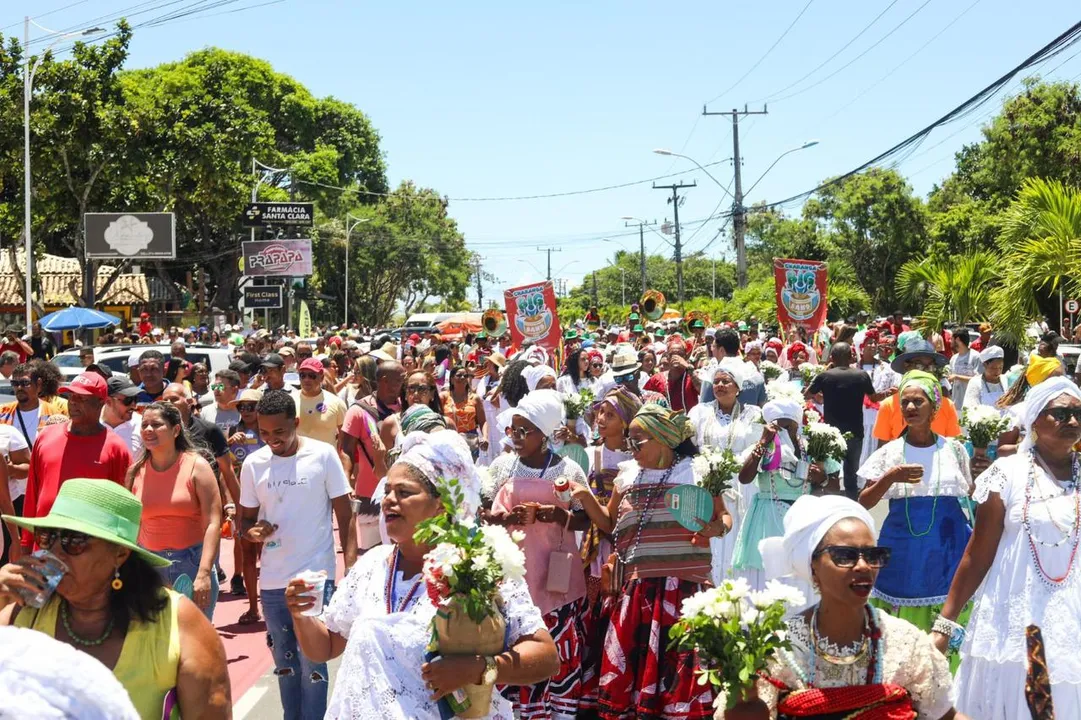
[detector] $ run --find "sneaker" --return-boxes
[230,575,246,596]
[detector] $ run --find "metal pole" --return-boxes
[712,257,716,300]
[23,17,32,329]
[671,187,684,307]
[638,223,646,294]
[344,221,351,328]
[731,111,746,289]
[620,268,626,306]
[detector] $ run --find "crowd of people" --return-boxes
[0,308,1077,719]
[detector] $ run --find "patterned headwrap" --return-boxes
[766,337,784,353]
[592,386,643,426]
[786,341,808,362]
[1025,355,1062,388]
[397,429,481,518]
[899,369,942,410]
[666,335,691,355]
[631,403,693,449]
[400,404,446,435]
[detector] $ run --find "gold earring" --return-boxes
[111,568,123,591]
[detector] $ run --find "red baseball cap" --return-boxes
[409,333,421,343]
[299,358,324,375]
[59,372,109,400]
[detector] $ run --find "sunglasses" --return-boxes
[614,372,636,383]
[812,545,891,569]
[406,384,431,394]
[590,362,604,368]
[210,383,225,391]
[1044,406,1081,424]
[236,403,257,412]
[626,436,652,452]
[34,528,93,556]
[10,379,31,388]
[118,396,138,407]
[297,353,313,359]
[505,426,535,440]
[299,372,322,380]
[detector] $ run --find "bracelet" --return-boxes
[931,614,966,651]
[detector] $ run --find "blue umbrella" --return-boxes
[38,306,121,332]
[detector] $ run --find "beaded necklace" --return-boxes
[612,464,676,565]
[385,547,424,614]
[60,600,114,647]
[901,437,942,537]
[796,605,882,688]
[1023,449,1081,588]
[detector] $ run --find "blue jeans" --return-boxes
[262,581,335,720]
[155,543,218,621]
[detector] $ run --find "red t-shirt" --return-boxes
[642,371,699,413]
[20,424,132,547]
[342,405,380,497]
[0,342,27,363]
[138,320,153,337]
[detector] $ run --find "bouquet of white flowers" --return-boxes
[759,360,783,382]
[804,421,850,464]
[803,407,822,426]
[798,362,823,387]
[563,387,595,420]
[765,380,803,407]
[960,405,1011,450]
[415,478,527,717]
[670,577,806,712]
[692,445,741,496]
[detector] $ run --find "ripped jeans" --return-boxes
[261,581,335,720]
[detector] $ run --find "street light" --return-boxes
[24,18,103,327]
[602,238,632,254]
[517,259,545,278]
[552,260,579,278]
[652,150,736,200]
[606,260,627,306]
[343,215,371,327]
[744,140,819,197]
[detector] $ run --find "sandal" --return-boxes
[238,608,261,625]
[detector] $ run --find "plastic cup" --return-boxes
[295,570,327,616]
[19,549,69,609]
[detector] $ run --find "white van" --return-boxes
[403,313,454,329]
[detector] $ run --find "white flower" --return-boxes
[426,543,464,578]
[804,408,822,425]
[510,530,526,543]
[775,629,787,643]
[740,605,761,626]
[479,525,527,582]
[477,467,499,501]
[691,455,710,479]
[680,590,714,618]
[724,576,752,600]
[715,599,735,619]
[766,380,803,406]
[762,579,807,609]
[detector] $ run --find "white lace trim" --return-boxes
[857,437,972,499]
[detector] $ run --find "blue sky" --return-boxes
[14,0,1081,304]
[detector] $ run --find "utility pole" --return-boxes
[471,256,484,309]
[624,219,656,294]
[652,181,696,308]
[703,104,768,288]
[591,272,598,307]
[537,246,562,280]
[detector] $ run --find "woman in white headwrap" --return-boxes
[961,345,1009,414]
[486,389,590,720]
[748,495,961,719]
[938,377,1081,719]
[730,383,824,597]
[687,357,764,584]
[283,429,559,720]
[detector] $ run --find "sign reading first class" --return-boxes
[243,285,283,309]
[241,202,314,228]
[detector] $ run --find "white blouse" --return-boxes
[321,545,546,720]
[857,437,972,500]
[687,401,763,453]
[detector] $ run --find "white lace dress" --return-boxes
[757,610,954,720]
[952,452,1081,719]
[686,401,763,586]
[322,545,546,720]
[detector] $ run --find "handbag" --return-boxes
[546,513,575,595]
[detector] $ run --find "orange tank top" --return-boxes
[447,393,478,432]
[133,452,205,551]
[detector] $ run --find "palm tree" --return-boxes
[895,251,999,330]
[990,177,1081,343]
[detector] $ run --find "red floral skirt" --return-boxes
[597,577,715,720]
[509,597,586,719]
[579,577,614,710]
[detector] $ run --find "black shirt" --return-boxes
[30,335,53,361]
[808,366,875,437]
[187,416,228,462]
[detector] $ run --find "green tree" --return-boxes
[895,251,999,330]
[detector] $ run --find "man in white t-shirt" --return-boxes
[202,369,242,435]
[290,358,347,446]
[0,422,30,564]
[101,376,143,459]
[239,389,354,718]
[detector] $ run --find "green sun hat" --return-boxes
[689,319,706,330]
[632,323,645,333]
[3,479,171,567]
[563,328,580,340]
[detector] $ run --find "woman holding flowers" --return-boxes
[487,388,590,720]
[283,430,559,720]
[938,377,1081,719]
[689,358,764,585]
[748,495,963,719]
[855,370,973,639]
[570,404,730,720]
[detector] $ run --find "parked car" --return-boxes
[55,344,235,379]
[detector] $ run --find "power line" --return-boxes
[755,0,901,103]
[705,0,815,104]
[1,0,90,32]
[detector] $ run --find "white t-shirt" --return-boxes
[103,412,143,460]
[12,406,40,447]
[239,438,351,589]
[0,425,29,499]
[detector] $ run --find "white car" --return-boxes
[53,344,236,379]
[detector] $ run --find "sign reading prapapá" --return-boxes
[504,280,561,361]
[242,240,313,277]
[84,213,176,259]
[774,258,828,330]
[241,202,314,227]
[243,285,283,309]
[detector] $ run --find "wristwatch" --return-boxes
[480,655,498,686]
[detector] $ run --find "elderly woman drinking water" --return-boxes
[284,430,558,720]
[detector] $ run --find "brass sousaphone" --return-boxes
[481,308,508,337]
[684,310,710,328]
[641,289,666,322]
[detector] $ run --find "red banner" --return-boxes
[774,258,828,331]
[504,280,562,367]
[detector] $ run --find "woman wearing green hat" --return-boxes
[0,478,230,718]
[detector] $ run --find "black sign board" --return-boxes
[84,213,176,259]
[241,202,314,228]
[243,285,283,309]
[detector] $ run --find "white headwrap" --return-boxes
[507,388,564,438]
[744,340,763,354]
[519,345,550,367]
[978,345,1004,363]
[762,397,803,425]
[1017,376,1081,453]
[0,626,140,720]
[523,363,557,392]
[759,495,877,584]
[700,356,748,389]
[397,429,482,519]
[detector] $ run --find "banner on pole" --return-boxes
[504,280,561,363]
[242,240,312,276]
[774,258,828,330]
[298,300,312,338]
[85,213,175,259]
